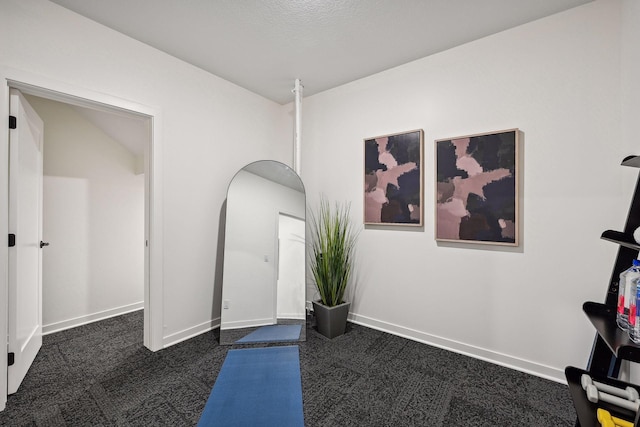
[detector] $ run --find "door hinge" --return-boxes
[9,115,16,129]
[8,233,15,247]
[8,352,14,366]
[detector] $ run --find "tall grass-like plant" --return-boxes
[309,197,359,307]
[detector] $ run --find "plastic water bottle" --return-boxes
[617,259,640,329]
[630,277,640,343]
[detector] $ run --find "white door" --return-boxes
[7,89,44,394]
[276,214,305,319]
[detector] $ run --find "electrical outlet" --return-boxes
[223,300,230,309]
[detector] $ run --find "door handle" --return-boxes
[40,241,49,248]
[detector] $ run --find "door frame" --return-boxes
[276,212,306,320]
[0,67,165,410]
[8,89,44,394]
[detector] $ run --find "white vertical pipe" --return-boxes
[293,78,303,175]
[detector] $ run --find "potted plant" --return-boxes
[309,196,359,338]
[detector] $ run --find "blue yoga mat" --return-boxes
[236,324,302,343]
[197,346,304,427]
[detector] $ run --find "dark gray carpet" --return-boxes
[0,311,576,426]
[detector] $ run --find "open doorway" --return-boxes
[25,94,147,335]
[1,74,164,411]
[276,213,305,321]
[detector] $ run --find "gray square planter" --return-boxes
[312,300,350,339]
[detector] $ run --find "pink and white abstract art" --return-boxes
[364,130,423,226]
[435,129,519,246]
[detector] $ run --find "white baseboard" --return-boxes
[163,317,220,348]
[43,301,144,335]
[277,313,305,320]
[348,312,566,384]
[220,317,274,330]
[52,305,564,384]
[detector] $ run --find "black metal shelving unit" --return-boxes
[566,156,640,427]
[566,366,640,427]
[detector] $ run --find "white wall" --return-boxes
[0,0,290,360]
[300,0,628,382]
[221,170,305,328]
[621,0,640,157]
[24,96,145,333]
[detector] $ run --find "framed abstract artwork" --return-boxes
[364,129,423,226]
[435,129,519,246]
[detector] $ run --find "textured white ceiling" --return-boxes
[49,0,592,104]
[244,160,305,193]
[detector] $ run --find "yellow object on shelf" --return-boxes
[597,408,634,427]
